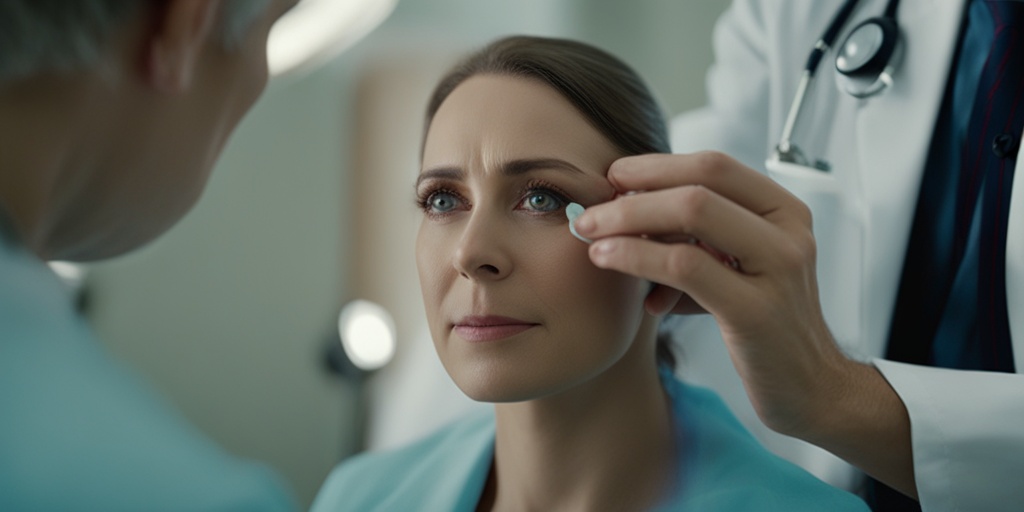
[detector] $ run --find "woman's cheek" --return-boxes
[537,229,621,298]
[415,225,450,314]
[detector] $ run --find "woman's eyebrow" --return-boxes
[502,158,585,177]
[416,167,463,188]
[416,158,585,188]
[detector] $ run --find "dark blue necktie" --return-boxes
[957,0,1022,371]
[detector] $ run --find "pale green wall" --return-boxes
[567,0,730,116]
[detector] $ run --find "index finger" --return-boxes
[606,151,795,217]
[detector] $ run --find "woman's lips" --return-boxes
[453,315,538,342]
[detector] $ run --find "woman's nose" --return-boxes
[452,214,512,281]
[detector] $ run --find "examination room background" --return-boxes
[82,0,731,507]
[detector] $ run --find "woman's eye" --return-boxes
[521,190,565,213]
[427,192,461,213]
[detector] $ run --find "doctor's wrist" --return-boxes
[785,360,918,499]
[793,359,879,440]
[764,348,861,441]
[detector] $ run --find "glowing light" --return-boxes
[337,300,396,371]
[48,261,87,290]
[268,0,399,76]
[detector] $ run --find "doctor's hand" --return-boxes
[574,151,840,430]
[574,152,918,499]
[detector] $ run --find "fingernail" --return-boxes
[575,213,594,234]
[591,240,615,258]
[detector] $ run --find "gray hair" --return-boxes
[0,0,272,82]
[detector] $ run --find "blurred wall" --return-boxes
[566,0,731,116]
[85,0,731,507]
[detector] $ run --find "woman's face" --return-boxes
[416,74,652,403]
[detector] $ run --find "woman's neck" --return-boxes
[482,335,677,512]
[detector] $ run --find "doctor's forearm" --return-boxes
[796,361,919,500]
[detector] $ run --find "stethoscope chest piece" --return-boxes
[835,16,903,98]
[771,0,903,168]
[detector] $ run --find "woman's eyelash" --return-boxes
[518,180,574,212]
[521,179,573,203]
[415,184,464,213]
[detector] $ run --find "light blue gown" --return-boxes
[0,228,296,511]
[311,371,870,511]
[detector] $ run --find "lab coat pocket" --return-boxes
[766,160,864,354]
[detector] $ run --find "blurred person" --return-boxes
[310,36,869,512]
[0,1,302,510]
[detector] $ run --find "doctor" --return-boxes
[574,0,1023,511]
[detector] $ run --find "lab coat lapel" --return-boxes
[854,0,965,357]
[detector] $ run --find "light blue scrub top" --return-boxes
[311,373,869,511]
[0,228,297,511]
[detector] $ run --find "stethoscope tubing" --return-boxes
[775,0,902,168]
[778,0,861,158]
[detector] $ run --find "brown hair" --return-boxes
[424,35,677,370]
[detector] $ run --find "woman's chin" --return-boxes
[450,367,573,404]
[454,377,533,403]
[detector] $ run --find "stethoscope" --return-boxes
[773,0,903,171]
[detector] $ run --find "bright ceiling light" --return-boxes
[268,0,399,76]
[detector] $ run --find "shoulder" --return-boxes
[0,236,77,335]
[664,379,869,512]
[0,339,298,511]
[311,412,494,512]
[0,241,296,511]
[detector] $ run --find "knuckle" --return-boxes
[673,186,712,231]
[777,244,803,271]
[692,150,734,178]
[778,229,817,270]
[792,199,814,228]
[796,229,818,261]
[665,245,701,281]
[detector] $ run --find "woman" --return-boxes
[311,36,869,511]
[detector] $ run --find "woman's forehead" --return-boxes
[421,74,622,176]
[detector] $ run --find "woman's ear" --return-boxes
[145,0,222,94]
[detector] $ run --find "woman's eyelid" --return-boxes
[522,178,575,202]
[416,176,463,196]
[514,180,573,215]
[414,178,473,217]
[520,168,617,207]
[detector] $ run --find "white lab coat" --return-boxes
[670,1,1024,511]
